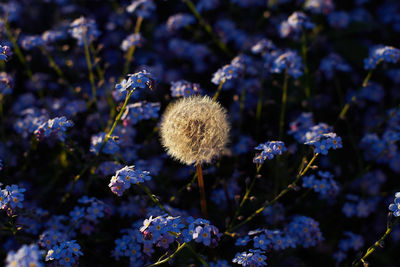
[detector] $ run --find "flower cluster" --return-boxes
[109,165,152,196]
[305,132,342,155]
[167,13,195,31]
[0,45,12,61]
[6,244,43,267]
[333,232,364,263]
[90,132,119,155]
[45,240,83,267]
[364,45,400,70]
[121,101,160,125]
[33,116,73,141]
[0,184,26,214]
[212,60,244,85]
[342,194,379,218]
[319,53,352,79]
[170,80,202,97]
[279,12,315,39]
[302,171,340,198]
[232,249,267,267]
[21,35,45,50]
[389,192,400,216]
[121,33,143,51]
[116,70,154,93]
[253,141,287,163]
[271,50,303,78]
[69,17,101,46]
[113,215,221,265]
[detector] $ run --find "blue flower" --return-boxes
[389,192,400,216]
[6,244,43,267]
[271,50,303,78]
[127,0,156,18]
[167,13,195,31]
[69,17,101,46]
[254,141,287,163]
[121,33,143,51]
[364,45,400,70]
[0,45,12,60]
[90,132,119,155]
[279,12,315,39]
[109,166,152,196]
[21,35,45,50]
[170,80,202,97]
[253,234,270,250]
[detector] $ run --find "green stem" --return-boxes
[186,243,210,267]
[169,171,198,203]
[4,21,33,78]
[301,32,311,99]
[212,80,225,101]
[104,89,134,144]
[138,184,171,215]
[279,71,289,140]
[61,89,135,204]
[339,70,373,120]
[123,16,143,76]
[82,27,97,104]
[227,153,319,234]
[146,242,187,267]
[353,216,400,267]
[183,0,232,57]
[39,46,75,94]
[227,164,262,232]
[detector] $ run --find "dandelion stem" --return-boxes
[353,216,400,267]
[338,70,373,120]
[196,164,208,218]
[123,16,143,76]
[279,70,289,140]
[227,153,319,233]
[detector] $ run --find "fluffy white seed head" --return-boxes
[160,95,230,165]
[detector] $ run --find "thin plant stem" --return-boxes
[301,32,311,99]
[138,184,171,216]
[338,70,373,120]
[82,27,97,105]
[227,164,262,232]
[196,164,208,218]
[353,216,400,267]
[146,242,187,267]
[4,20,33,78]
[39,46,75,94]
[279,70,289,140]
[123,16,143,76]
[212,80,225,101]
[104,89,134,143]
[227,153,319,234]
[61,89,135,204]
[183,0,232,57]
[186,243,210,267]
[169,171,198,203]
